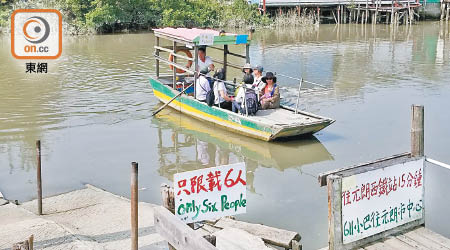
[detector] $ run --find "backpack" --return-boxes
[206,89,215,106]
[199,76,215,106]
[241,89,258,115]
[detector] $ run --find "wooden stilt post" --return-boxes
[391,0,394,25]
[338,5,340,24]
[366,0,369,23]
[317,7,320,24]
[343,6,346,24]
[357,4,360,23]
[411,105,424,157]
[445,3,450,22]
[375,0,379,24]
[131,162,138,250]
[36,140,42,216]
[349,8,353,23]
[407,0,411,25]
[332,10,338,24]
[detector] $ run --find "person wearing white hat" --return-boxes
[251,65,265,99]
[242,63,253,75]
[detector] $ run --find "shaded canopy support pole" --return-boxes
[245,44,250,64]
[156,37,160,78]
[194,46,199,98]
[224,45,228,79]
[263,0,266,15]
[172,41,177,87]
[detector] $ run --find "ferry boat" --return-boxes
[150,27,334,141]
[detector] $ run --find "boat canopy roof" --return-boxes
[153,28,250,46]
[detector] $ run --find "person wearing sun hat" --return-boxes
[251,65,265,96]
[242,63,253,75]
[260,72,280,109]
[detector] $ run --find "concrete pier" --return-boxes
[0,185,166,250]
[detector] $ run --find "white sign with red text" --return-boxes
[174,162,246,223]
[341,158,424,244]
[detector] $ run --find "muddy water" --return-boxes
[1,22,450,249]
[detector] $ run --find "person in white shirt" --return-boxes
[197,47,214,74]
[195,66,211,102]
[252,65,265,100]
[213,68,233,110]
[232,74,254,113]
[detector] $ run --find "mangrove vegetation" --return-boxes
[0,0,273,34]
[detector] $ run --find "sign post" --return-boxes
[325,155,425,250]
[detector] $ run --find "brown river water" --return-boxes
[1,22,450,249]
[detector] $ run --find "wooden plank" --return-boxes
[214,217,300,249]
[339,220,424,250]
[318,153,411,186]
[415,227,450,248]
[395,234,430,250]
[363,241,393,250]
[154,206,217,250]
[403,229,450,250]
[383,236,418,250]
[213,227,273,250]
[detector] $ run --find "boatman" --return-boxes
[197,46,214,75]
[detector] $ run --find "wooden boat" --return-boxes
[150,28,334,141]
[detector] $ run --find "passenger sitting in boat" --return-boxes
[213,68,233,110]
[196,66,211,102]
[232,74,254,113]
[197,46,214,75]
[251,65,265,99]
[260,72,280,110]
[242,63,253,76]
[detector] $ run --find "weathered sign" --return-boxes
[198,33,214,46]
[341,158,424,244]
[174,162,246,223]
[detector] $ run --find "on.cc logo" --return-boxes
[11,9,62,59]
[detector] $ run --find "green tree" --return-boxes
[86,0,159,32]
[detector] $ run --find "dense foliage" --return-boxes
[0,0,270,34]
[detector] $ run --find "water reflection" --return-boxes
[252,22,450,108]
[152,108,333,193]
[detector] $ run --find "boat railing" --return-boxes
[275,72,328,89]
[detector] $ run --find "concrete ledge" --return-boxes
[0,185,166,250]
